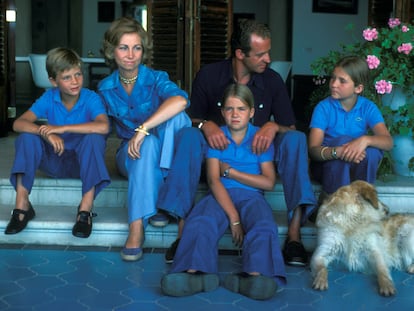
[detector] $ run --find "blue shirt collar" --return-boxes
[330,95,363,112]
[222,122,255,145]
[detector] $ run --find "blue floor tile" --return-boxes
[1,246,414,310]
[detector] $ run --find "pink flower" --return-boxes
[375,80,393,94]
[362,28,378,41]
[388,18,401,28]
[366,55,380,69]
[397,43,413,55]
[402,25,410,32]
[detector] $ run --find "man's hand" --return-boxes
[202,121,230,150]
[252,122,279,154]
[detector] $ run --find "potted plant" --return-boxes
[310,18,414,177]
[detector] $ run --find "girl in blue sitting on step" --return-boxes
[161,83,286,300]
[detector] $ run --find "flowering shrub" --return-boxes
[362,18,413,95]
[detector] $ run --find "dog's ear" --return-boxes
[353,180,379,209]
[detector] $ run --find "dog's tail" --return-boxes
[351,180,379,209]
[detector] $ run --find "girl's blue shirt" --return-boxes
[310,95,385,146]
[207,123,274,192]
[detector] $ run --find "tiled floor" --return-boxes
[0,245,413,311]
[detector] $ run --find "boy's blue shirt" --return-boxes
[29,87,107,149]
[207,123,274,192]
[30,87,106,125]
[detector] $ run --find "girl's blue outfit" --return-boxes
[10,88,110,198]
[170,124,287,286]
[98,65,191,224]
[309,96,385,194]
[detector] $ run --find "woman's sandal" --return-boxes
[120,247,143,261]
[72,209,97,238]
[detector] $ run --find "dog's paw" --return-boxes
[378,278,396,296]
[407,264,414,274]
[312,269,328,291]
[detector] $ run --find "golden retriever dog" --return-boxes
[310,180,414,296]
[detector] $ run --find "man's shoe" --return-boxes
[283,240,308,266]
[149,212,169,227]
[5,203,36,234]
[165,238,180,264]
[161,272,219,297]
[223,273,277,300]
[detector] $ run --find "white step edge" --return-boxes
[0,204,317,251]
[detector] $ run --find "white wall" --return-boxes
[292,0,368,75]
[81,0,125,58]
[233,0,291,61]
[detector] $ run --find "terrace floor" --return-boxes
[0,244,413,311]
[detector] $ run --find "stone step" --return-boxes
[1,175,413,212]
[2,135,413,212]
[0,204,317,251]
[1,175,413,251]
[1,134,413,251]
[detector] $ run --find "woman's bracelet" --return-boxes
[231,221,241,226]
[320,146,328,161]
[134,125,150,136]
